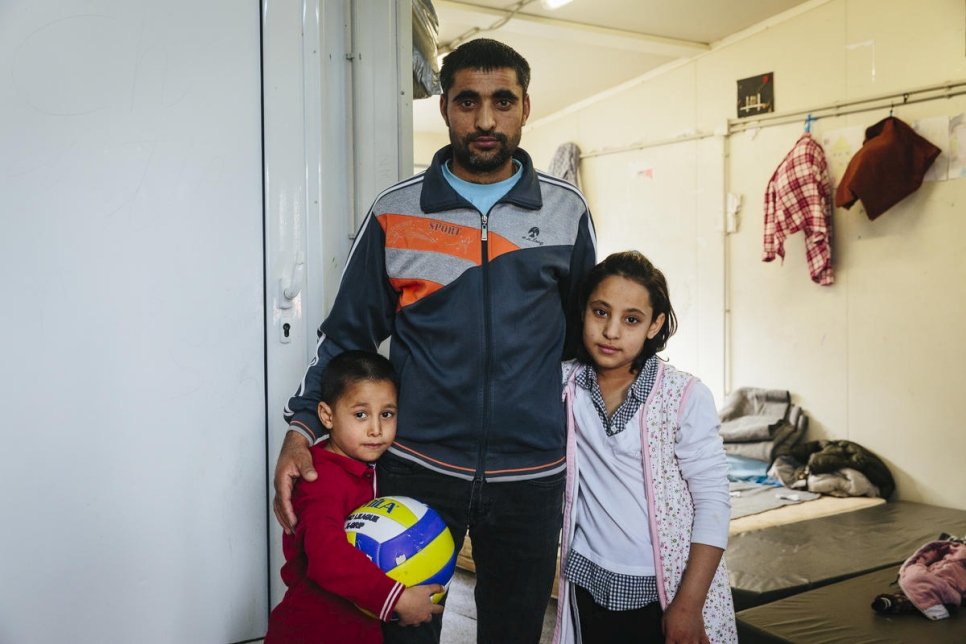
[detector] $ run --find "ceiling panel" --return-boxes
[413,0,815,134]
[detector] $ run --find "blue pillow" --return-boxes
[726,453,777,485]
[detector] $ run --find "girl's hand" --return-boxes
[663,543,723,643]
[662,597,710,644]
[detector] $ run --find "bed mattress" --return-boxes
[736,564,966,643]
[727,501,966,610]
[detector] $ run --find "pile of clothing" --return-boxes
[770,439,895,499]
[718,387,895,499]
[872,534,966,621]
[718,387,807,463]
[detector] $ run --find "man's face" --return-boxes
[439,67,530,184]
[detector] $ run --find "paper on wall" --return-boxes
[820,126,865,183]
[948,114,966,179]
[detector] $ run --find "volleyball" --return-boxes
[345,496,456,605]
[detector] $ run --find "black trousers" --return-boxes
[574,584,665,642]
[378,452,565,644]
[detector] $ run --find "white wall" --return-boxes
[578,138,727,401]
[523,0,966,509]
[0,1,267,641]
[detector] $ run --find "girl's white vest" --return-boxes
[553,362,737,643]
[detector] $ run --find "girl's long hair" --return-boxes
[574,251,677,374]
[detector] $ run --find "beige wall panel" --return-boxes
[727,124,850,442]
[840,100,966,508]
[696,2,847,129]
[575,65,699,151]
[525,63,698,173]
[844,0,966,99]
[413,129,449,167]
[576,137,726,400]
[526,117,581,172]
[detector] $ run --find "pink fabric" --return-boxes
[898,539,966,620]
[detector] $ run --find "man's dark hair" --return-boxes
[439,38,531,95]
[320,350,399,405]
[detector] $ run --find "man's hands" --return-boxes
[394,584,445,626]
[273,429,317,534]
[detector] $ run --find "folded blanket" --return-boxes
[717,388,808,468]
[721,407,808,464]
[719,387,790,423]
[720,415,782,442]
[723,441,773,462]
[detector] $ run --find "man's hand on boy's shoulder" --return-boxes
[273,429,318,534]
[393,584,445,626]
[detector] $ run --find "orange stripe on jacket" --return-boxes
[392,442,477,473]
[389,277,444,310]
[486,233,520,262]
[377,213,522,263]
[378,214,481,264]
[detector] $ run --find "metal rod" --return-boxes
[728,79,966,133]
[577,79,966,159]
[580,130,718,159]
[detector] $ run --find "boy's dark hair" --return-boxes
[439,38,531,95]
[575,251,678,373]
[320,350,399,405]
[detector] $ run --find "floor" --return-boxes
[253,568,557,643]
[441,568,557,644]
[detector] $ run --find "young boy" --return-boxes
[265,351,444,643]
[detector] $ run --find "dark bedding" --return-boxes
[736,564,966,643]
[727,501,966,610]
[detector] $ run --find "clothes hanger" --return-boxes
[804,113,815,133]
[889,93,910,118]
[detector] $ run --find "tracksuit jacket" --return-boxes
[265,445,402,643]
[285,145,597,481]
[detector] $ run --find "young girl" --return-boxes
[554,251,737,643]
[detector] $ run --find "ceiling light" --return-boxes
[542,0,574,9]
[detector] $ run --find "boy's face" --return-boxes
[318,379,398,463]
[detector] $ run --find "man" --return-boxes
[275,38,596,643]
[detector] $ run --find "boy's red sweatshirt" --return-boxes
[265,444,404,643]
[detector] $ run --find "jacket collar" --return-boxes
[314,441,376,479]
[420,145,543,213]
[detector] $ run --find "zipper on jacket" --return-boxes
[476,206,494,479]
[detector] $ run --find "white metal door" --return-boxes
[0,1,268,641]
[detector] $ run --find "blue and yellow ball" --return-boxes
[345,496,456,605]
